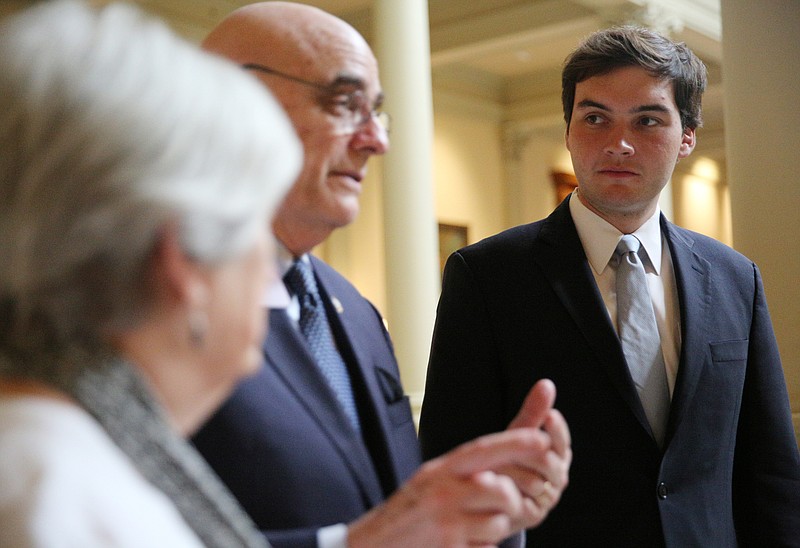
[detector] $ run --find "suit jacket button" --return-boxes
[657,482,668,499]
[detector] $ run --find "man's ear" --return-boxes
[678,126,696,159]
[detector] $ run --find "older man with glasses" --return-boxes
[192,3,571,548]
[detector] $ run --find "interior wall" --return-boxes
[432,94,508,245]
[671,156,732,247]
[516,132,572,223]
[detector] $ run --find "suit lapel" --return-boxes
[263,308,384,506]
[661,220,711,439]
[311,258,409,491]
[533,199,652,434]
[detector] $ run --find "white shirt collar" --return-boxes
[261,244,301,309]
[569,190,663,275]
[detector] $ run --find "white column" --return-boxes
[503,129,534,228]
[373,0,439,419]
[721,0,800,441]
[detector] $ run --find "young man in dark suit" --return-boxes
[192,3,571,547]
[420,26,800,547]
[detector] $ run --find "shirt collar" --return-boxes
[569,190,663,275]
[261,244,304,308]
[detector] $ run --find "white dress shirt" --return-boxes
[568,191,682,396]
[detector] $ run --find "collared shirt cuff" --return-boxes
[318,523,348,548]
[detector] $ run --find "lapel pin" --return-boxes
[331,296,344,314]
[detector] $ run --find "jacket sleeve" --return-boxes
[419,250,510,460]
[262,528,319,548]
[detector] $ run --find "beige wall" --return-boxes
[672,156,732,247]
[432,98,508,244]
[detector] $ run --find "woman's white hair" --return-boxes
[0,0,301,370]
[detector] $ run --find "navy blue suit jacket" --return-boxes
[419,196,800,547]
[193,256,420,548]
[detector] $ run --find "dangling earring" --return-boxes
[188,308,208,348]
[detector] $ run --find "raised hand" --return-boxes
[503,379,572,530]
[347,425,556,548]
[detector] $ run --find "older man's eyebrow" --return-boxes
[327,74,365,90]
[328,74,385,108]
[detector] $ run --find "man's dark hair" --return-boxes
[562,26,707,130]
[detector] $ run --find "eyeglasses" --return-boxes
[243,63,390,135]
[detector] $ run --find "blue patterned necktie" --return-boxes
[284,260,361,432]
[614,235,670,447]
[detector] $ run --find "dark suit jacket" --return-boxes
[193,256,420,548]
[419,196,800,547]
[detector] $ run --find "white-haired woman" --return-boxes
[0,1,301,546]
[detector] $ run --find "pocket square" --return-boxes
[375,366,405,403]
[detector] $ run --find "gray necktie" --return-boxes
[284,260,361,432]
[615,235,670,446]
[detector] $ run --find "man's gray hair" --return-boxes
[0,0,301,371]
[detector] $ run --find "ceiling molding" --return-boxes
[430,1,595,66]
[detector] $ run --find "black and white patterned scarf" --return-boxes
[60,357,269,548]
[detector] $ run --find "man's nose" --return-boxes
[351,114,389,155]
[604,127,634,156]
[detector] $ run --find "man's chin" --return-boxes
[337,209,360,228]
